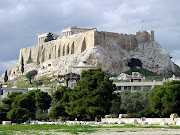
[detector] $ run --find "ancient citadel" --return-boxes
[20,26,154,64]
[1,26,177,81]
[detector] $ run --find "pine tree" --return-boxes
[44,32,54,42]
[4,70,8,82]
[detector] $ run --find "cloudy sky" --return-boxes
[0,0,180,75]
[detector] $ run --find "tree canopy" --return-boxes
[25,70,38,84]
[150,80,180,117]
[5,90,52,121]
[49,86,70,119]
[35,91,52,111]
[65,68,116,120]
[44,32,54,42]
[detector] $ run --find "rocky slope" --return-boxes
[0,40,176,81]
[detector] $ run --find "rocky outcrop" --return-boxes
[1,40,176,81]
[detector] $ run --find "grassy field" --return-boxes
[1,124,180,135]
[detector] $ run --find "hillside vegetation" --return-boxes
[125,67,157,76]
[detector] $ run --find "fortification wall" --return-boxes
[19,30,95,64]
[94,30,154,51]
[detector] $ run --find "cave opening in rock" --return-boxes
[128,58,142,68]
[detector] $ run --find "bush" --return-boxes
[26,58,33,64]
[125,67,157,76]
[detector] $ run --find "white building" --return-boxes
[0,86,28,100]
[113,72,164,92]
[113,81,164,92]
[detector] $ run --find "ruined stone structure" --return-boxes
[19,26,154,65]
[62,26,95,36]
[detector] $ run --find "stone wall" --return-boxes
[19,30,95,64]
[101,117,180,125]
[94,30,154,51]
[19,29,154,65]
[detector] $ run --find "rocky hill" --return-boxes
[0,39,177,81]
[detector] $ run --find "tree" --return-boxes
[49,102,67,119]
[4,70,8,82]
[0,104,10,121]
[110,94,121,117]
[150,80,180,117]
[35,109,49,121]
[7,108,28,121]
[1,92,23,110]
[14,90,52,119]
[35,91,52,111]
[11,94,36,119]
[25,70,38,84]
[119,89,151,117]
[21,57,24,74]
[65,68,116,120]
[44,32,54,42]
[49,86,70,119]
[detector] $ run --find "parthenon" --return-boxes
[61,26,95,36]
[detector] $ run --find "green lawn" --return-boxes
[0,124,99,135]
[1,124,180,135]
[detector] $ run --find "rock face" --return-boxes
[1,40,175,81]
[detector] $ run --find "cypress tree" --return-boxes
[21,57,24,74]
[4,70,8,82]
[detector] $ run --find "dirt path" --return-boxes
[84,128,180,135]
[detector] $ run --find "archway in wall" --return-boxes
[71,42,74,54]
[81,37,86,53]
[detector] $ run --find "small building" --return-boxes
[113,72,164,92]
[0,86,28,100]
[58,73,80,88]
[113,81,164,92]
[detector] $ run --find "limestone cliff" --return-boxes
[1,40,175,81]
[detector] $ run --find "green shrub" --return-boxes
[125,67,157,76]
[26,58,33,64]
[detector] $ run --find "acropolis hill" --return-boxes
[20,26,154,64]
[1,26,177,81]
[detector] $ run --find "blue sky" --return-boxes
[0,0,180,75]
